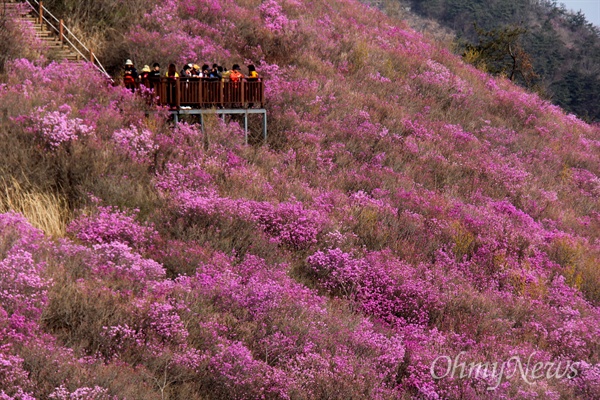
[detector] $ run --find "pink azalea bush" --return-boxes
[67,206,158,250]
[112,126,158,163]
[19,105,93,149]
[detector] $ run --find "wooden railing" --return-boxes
[144,78,265,109]
[21,0,111,80]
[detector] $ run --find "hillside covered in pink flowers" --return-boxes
[1,0,600,398]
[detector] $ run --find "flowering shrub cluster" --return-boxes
[21,105,93,149]
[91,241,165,282]
[2,0,600,397]
[253,201,324,249]
[259,0,297,34]
[67,206,158,250]
[413,59,473,102]
[49,385,117,400]
[0,210,412,398]
[112,126,158,163]
[307,248,443,326]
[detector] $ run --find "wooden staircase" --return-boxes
[2,0,79,61]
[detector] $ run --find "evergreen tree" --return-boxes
[464,25,538,87]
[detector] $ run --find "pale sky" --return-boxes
[560,1,600,26]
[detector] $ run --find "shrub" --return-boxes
[67,206,158,250]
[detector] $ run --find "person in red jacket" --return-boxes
[123,59,138,92]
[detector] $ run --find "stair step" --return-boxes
[3,9,29,14]
[6,12,31,17]
[12,4,100,71]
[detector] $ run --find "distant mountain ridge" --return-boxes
[400,0,600,121]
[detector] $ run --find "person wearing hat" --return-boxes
[191,64,201,77]
[123,59,138,92]
[140,65,151,87]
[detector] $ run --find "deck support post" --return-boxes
[244,110,249,145]
[263,112,267,143]
[176,80,181,110]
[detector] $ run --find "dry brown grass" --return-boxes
[0,175,70,238]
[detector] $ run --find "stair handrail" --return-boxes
[21,0,111,80]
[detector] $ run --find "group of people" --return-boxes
[123,59,259,91]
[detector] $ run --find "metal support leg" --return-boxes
[200,113,204,133]
[244,110,248,145]
[173,113,179,124]
[263,111,267,144]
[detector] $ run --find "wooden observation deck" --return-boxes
[144,77,267,144]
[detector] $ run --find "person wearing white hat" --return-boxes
[140,65,151,87]
[123,59,138,92]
